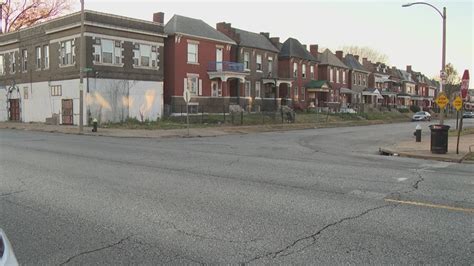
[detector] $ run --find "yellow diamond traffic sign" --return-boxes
[453,96,463,111]
[435,92,448,109]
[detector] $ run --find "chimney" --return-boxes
[153,12,164,24]
[309,44,319,57]
[406,65,412,72]
[302,44,308,51]
[362,58,368,66]
[354,55,359,62]
[216,22,231,32]
[270,37,280,48]
[335,50,343,60]
[260,32,270,39]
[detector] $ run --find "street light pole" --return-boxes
[402,2,446,125]
[0,0,5,34]
[79,0,85,132]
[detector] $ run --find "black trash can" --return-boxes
[429,124,450,154]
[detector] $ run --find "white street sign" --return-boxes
[183,89,191,103]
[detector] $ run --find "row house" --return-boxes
[0,10,165,124]
[315,49,348,108]
[276,38,319,107]
[216,22,286,111]
[407,65,434,110]
[362,59,392,106]
[163,14,247,113]
[342,53,370,107]
[396,68,416,107]
[386,67,403,107]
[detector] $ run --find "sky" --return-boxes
[75,0,472,86]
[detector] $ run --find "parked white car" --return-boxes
[0,229,19,266]
[462,111,474,118]
[412,111,431,121]
[340,107,357,114]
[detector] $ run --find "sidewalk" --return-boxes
[380,133,474,163]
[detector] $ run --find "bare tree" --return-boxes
[2,0,73,33]
[341,45,389,64]
[442,63,461,98]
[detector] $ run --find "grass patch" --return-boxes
[464,153,474,161]
[448,127,474,137]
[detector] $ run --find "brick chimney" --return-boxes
[335,50,343,60]
[362,58,368,66]
[260,32,270,39]
[270,37,280,48]
[153,12,164,24]
[216,22,240,43]
[406,65,412,72]
[302,44,308,51]
[354,55,359,62]
[309,44,319,58]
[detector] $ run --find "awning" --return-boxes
[381,91,397,97]
[397,93,411,99]
[306,80,331,92]
[363,89,383,99]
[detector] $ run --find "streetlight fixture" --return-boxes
[402,2,446,125]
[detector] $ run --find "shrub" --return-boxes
[409,105,421,113]
[398,108,410,113]
[291,102,305,112]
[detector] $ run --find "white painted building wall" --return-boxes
[0,78,163,124]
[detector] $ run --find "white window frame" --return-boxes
[244,52,250,70]
[93,38,124,66]
[268,57,273,75]
[302,64,307,79]
[255,81,261,98]
[0,55,4,75]
[256,54,262,71]
[353,73,356,85]
[60,39,75,67]
[245,81,251,97]
[187,76,199,95]
[336,68,340,84]
[293,62,298,78]
[50,85,62,96]
[35,46,41,69]
[44,45,49,69]
[187,43,198,64]
[310,65,314,79]
[132,43,159,69]
[294,87,299,100]
[22,49,28,72]
[211,81,221,97]
[9,52,16,73]
[330,68,334,82]
[342,71,346,84]
[301,87,305,101]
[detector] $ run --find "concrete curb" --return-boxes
[379,147,469,163]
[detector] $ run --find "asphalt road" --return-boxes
[1,120,473,265]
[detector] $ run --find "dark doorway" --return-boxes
[62,99,74,125]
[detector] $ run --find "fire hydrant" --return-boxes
[92,118,98,132]
[414,124,421,142]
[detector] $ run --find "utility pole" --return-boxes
[0,0,5,34]
[79,0,85,132]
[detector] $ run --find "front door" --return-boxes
[62,99,73,125]
[8,99,20,121]
[216,48,223,71]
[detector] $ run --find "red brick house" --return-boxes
[342,53,370,107]
[163,14,247,113]
[276,38,319,107]
[216,22,285,111]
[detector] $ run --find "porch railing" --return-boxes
[208,61,244,72]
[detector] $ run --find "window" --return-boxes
[23,87,29,99]
[293,62,298,78]
[22,49,27,71]
[301,87,305,101]
[44,45,49,69]
[60,39,75,66]
[342,71,346,84]
[268,57,273,74]
[93,39,123,65]
[358,74,361,85]
[353,73,356,85]
[187,43,198,63]
[35,47,41,69]
[245,81,251,97]
[132,43,159,68]
[336,69,339,83]
[50,85,62,96]
[211,81,221,97]
[255,82,261,98]
[330,68,334,82]
[187,76,198,95]
[9,52,15,73]
[294,87,298,100]
[244,52,250,70]
[310,65,314,79]
[302,64,306,79]
[0,55,4,75]
[363,75,366,86]
[256,54,262,71]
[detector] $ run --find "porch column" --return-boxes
[222,80,228,97]
[275,83,280,99]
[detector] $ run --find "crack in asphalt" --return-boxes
[412,169,424,190]
[243,204,395,264]
[59,235,132,265]
[0,190,26,197]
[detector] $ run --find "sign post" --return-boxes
[183,89,191,137]
[456,70,469,154]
